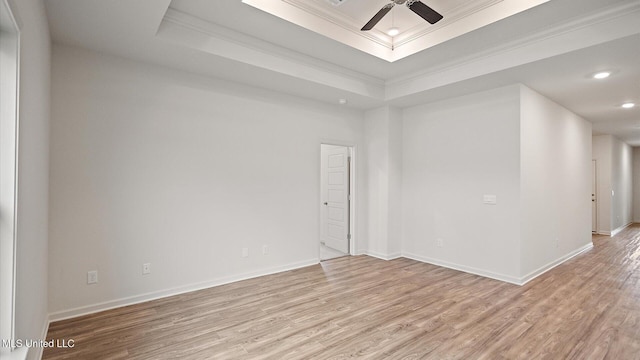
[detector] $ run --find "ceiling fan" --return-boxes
[361,0,443,31]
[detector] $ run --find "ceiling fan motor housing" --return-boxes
[361,0,443,31]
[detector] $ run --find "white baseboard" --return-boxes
[364,250,402,261]
[354,249,367,256]
[597,222,633,237]
[3,347,28,360]
[49,259,319,322]
[48,239,600,323]
[611,222,632,237]
[403,242,594,286]
[519,242,593,285]
[14,317,49,360]
[29,318,49,360]
[401,252,522,285]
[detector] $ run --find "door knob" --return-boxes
[323,202,328,205]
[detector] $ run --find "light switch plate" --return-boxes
[483,195,497,205]
[87,270,98,284]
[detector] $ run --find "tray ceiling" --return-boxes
[44,0,640,144]
[242,0,551,61]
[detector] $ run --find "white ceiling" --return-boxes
[45,0,640,145]
[240,0,551,61]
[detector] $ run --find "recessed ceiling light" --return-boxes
[592,71,611,79]
[338,98,348,105]
[387,27,400,37]
[621,102,635,109]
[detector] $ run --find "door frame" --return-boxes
[592,159,597,233]
[0,0,21,351]
[319,142,356,258]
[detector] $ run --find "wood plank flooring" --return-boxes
[44,225,640,359]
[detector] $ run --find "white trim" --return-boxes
[610,222,632,237]
[2,347,27,360]
[592,159,597,234]
[49,259,318,322]
[26,317,50,360]
[364,251,402,261]
[319,141,358,257]
[402,252,522,285]
[242,0,550,62]
[518,243,594,285]
[160,9,385,89]
[387,1,640,86]
[596,222,633,237]
[47,241,598,323]
[0,0,21,349]
[403,242,594,286]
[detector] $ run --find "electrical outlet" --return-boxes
[242,247,249,258]
[262,245,268,255]
[436,239,444,248]
[87,270,98,284]
[142,263,151,275]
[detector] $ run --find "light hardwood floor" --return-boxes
[44,225,640,359]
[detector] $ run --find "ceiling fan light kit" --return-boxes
[387,27,400,36]
[361,0,443,32]
[325,0,348,6]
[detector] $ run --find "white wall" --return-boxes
[387,107,402,257]
[519,86,592,278]
[593,134,633,234]
[48,45,601,320]
[401,85,592,283]
[611,137,633,231]
[402,85,522,281]
[49,45,365,317]
[363,106,402,259]
[11,0,51,358]
[363,108,389,258]
[593,135,612,234]
[634,147,640,222]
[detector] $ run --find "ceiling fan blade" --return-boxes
[407,0,443,24]
[361,3,394,31]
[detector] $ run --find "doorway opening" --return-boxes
[320,144,354,261]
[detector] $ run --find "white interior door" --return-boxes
[592,160,597,233]
[321,144,350,254]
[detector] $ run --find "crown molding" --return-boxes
[158,1,639,105]
[159,8,385,100]
[386,1,640,100]
[283,0,505,53]
[242,0,394,60]
[283,0,392,49]
[242,0,550,62]
[393,0,502,49]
